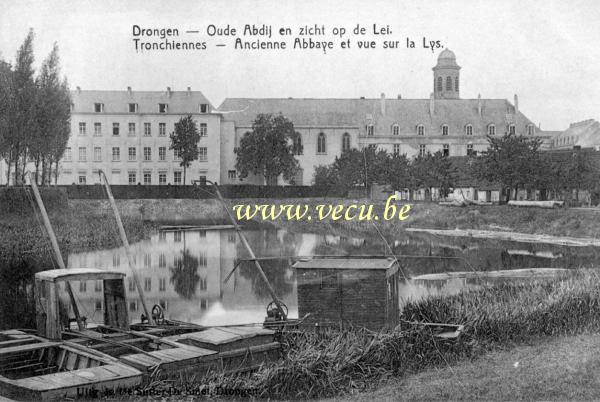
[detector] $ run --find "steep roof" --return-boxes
[71,89,214,114]
[554,119,600,148]
[218,98,538,135]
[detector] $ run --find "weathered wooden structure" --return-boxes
[294,257,400,330]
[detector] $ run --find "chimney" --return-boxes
[380,93,386,115]
[76,86,81,93]
[477,93,482,117]
[429,93,435,116]
[127,86,132,96]
[167,87,172,97]
[187,86,191,96]
[514,94,519,114]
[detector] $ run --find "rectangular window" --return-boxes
[144,278,151,292]
[159,278,166,292]
[467,144,474,156]
[144,122,151,136]
[159,172,167,185]
[95,300,102,311]
[94,103,104,113]
[94,280,102,292]
[199,278,207,291]
[228,170,236,179]
[442,126,449,136]
[113,253,120,268]
[78,175,86,184]
[417,125,424,136]
[173,149,182,161]
[112,147,120,161]
[128,278,135,292]
[419,144,426,157]
[143,147,151,161]
[158,103,168,113]
[143,172,151,185]
[366,125,374,136]
[199,252,207,266]
[143,253,151,268]
[128,122,136,136]
[200,104,208,113]
[78,147,86,162]
[174,171,182,184]
[113,122,119,136]
[79,281,86,292]
[128,103,138,113]
[443,144,450,156]
[174,231,182,242]
[488,125,496,136]
[198,147,207,162]
[129,301,138,312]
[128,171,136,185]
[128,147,136,161]
[64,147,72,162]
[93,147,102,162]
[466,125,473,136]
[159,122,166,136]
[94,122,102,136]
[393,144,400,155]
[159,147,166,161]
[508,124,516,135]
[392,125,399,136]
[200,299,208,310]
[199,123,207,137]
[79,122,86,135]
[159,253,166,268]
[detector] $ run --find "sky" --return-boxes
[1,0,599,130]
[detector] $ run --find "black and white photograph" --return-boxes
[1,0,600,400]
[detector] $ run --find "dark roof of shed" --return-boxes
[293,257,397,270]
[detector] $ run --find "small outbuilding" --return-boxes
[293,257,400,330]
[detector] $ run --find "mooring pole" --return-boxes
[26,172,85,331]
[207,181,287,319]
[98,170,154,325]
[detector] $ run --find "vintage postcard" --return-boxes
[0,0,599,400]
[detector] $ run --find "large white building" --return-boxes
[0,50,557,186]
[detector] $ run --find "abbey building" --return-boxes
[0,50,553,186]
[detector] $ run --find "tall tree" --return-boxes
[7,30,37,185]
[169,115,201,185]
[235,113,299,185]
[472,133,543,202]
[0,60,13,185]
[410,152,456,200]
[33,43,71,185]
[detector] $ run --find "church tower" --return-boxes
[433,49,461,99]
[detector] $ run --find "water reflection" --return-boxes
[1,227,600,330]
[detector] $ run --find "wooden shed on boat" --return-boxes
[293,257,400,330]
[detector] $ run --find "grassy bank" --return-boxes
[256,198,600,239]
[136,269,600,400]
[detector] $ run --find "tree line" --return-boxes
[0,30,71,185]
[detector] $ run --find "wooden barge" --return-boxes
[0,268,281,400]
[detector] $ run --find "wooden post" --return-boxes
[209,182,287,319]
[26,172,85,331]
[98,170,154,325]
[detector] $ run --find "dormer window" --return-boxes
[200,104,208,113]
[392,124,399,136]
[128,103,138,113]
[94,103,104,113]
[442,124,449,136]
[158,103,168,113]
[465,124,473,136]
[417,124,424,136]
[366,124,374,136]
[487,124,496,136]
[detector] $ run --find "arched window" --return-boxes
[416,124,424,136]
[508,124,516,135]
[317,132,326,154]
[392,124,399,136]
[446,76,452,91]
[465,124,473,136]
[437,77,443,92]
[293,132,303,155]
[342,132,351,152]
[455,77,459,92]
[487,124,495,136]
[442,124,449,136]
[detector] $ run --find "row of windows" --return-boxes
[92,102,210,114]
[554,136,576,146]
[436,76,460,92]
[290,132,352,155]
[68,170,202,185]
[63,146,208,163]
[364,123,535,137]
[78,122,208,137]
[368,143,475,157]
